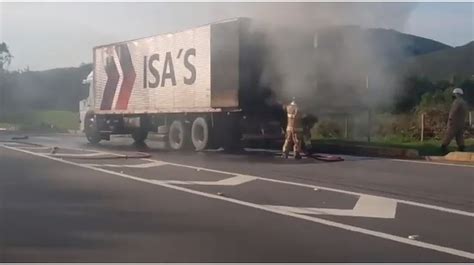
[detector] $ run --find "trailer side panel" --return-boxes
[93,21,242,114]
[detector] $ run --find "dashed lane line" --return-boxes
[2,144,474,260]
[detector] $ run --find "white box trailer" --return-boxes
[80,18,286,151]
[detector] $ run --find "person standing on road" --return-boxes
[282,98,303,160]
[441,88,468,153]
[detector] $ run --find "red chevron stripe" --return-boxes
[100,55,120,110]
[115,44,136,110]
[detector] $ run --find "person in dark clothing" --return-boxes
[441,88,469,153]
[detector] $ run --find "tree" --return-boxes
[417,87,452,113]
[394,76,436,113]
[0,42,13,120]
[0,42,13,71]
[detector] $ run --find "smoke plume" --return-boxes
[197,2,417,113]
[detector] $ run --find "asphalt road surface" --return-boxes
[0,133,473,262]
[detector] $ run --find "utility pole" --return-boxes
[344,114,349,139]
[366,75,369,94]
[469,111,473,128]
[420,113,425,142]
[366,75,371,142]
[367,108,372,143]
[0,70,4,121]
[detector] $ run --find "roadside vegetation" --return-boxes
[0,111,79,132]
[313,139,474,156]
[1,42,84,132]
[313,77,474,155]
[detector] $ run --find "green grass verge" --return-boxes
[312,138,474,156]
[33,111,79,131]
[0,122,14,128]
[1,111,79,132]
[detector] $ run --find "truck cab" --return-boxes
[79,71,93,132]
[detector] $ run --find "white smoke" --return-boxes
[195,2,417,112]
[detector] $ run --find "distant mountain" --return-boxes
[316,25,452,60]
[366,28,452,57]
[316,25,472,83]
[313,26,455,109]
[401,41,474,81]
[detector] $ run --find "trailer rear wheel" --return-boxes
[191,117,211,151]
[168,120,189,151]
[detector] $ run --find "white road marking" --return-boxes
[140,159,474,217]
[1,142,32,146]
[31,136,56,140]
[14,146,52,150]
[391,158,474,168]
[7,144,474,218]
[84,161,168,168]
[161,174,257,186]
[48,152,109,157]
[255,177,474,217]
[2,143,473,259]
[265,195,398,219]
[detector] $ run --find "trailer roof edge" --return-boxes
[93,17,251,50]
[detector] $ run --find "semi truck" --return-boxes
[79,18,287,151]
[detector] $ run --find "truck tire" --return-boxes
[85,113,101,145]
[168,120,189,151]
[191,117,211,151]
[132,129,148,144]
[86,131,101,145]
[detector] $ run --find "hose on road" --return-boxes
[0,138,43,147]
[49,151,152,160]
[1,136,152,160]
[2,135,341,162]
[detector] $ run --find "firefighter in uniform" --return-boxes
[441,88,468,153]
[282,98,303,159]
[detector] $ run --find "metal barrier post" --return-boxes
[367,109,372,142]
[344,115,349,139]
[421,113,425,142]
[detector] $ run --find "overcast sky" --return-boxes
[1,2,473,71]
